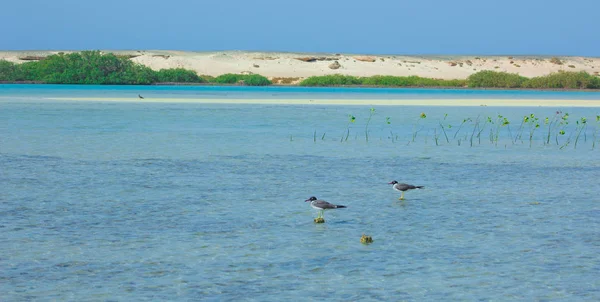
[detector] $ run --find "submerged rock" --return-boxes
[360,234,373,244]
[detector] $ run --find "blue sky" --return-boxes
[2,0,598,56]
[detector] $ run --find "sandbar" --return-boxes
[44,97,600,107]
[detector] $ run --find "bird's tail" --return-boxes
[416,186,424,189]
[336,205,347,208]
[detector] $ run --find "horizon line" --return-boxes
[0,49,598,58]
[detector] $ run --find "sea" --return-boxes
[1,84,600,301]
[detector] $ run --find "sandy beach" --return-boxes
[43,97,600,107]
[4,50,600,107]
[2,50,599,82]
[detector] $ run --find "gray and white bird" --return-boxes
[305,196,347,218]
[388,180,424,200]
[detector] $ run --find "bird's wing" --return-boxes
[396,183,417,190]
[313,200,338,209]
[395,183,407,190]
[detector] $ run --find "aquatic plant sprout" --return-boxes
[453,118,472,139]
[515,115,526,143]
[438,113,451,143]
[574,117,587,149]
[341,114,356,142]
[307,111,596,149]
[386,116,396,142]
[412,112,427,142]
[594,115,600,149]
[365,107,375,142]
[525,114,541,148]
[492,114,510,145]
[557,113,569,146]
[544,111,562,145]
[476,116,492,145]
[469,115,481,147]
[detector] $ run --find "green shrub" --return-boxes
[1,52,215,85]
[213,73,245,84]
[212,73,271,86]
[3,51,159,84]
[201,74,216,82]
[361,75,465,87]
[522,71,599,89]
[242,74,272,86]
[1,60,46,81]
[299,74,465,87]
[14,62,40,81]
[118,64,158,85]
[299,74,362,86]
[467,70,527,88]
[0,60,19,81]
[156,68,204,83]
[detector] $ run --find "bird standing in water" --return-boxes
[305,196,346,219]
[388,180,424,200]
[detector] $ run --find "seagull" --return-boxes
[138,94,144,99]
[305,196,346,218]
[388,180,424,200]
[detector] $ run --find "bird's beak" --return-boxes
[388,182,393,184]
[304,199,310,202]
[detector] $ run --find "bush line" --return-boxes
[300,71,600,89]
[0,51,271,86]
[1,51,599,89]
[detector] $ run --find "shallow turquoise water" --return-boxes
[2,83,600,100]
[1,86,600,300]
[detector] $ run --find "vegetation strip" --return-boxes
[1,51,599,89]
[316,108,600,150]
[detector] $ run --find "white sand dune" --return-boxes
[2,50,599,82]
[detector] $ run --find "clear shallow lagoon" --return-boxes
[1,85,600,300]
[2,83,600,100]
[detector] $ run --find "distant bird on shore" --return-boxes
[138,94,144,99]
[388,180,424,200]
[305,196,346,219]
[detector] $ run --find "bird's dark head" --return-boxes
[388,180,398,185]
[305,196,317,202]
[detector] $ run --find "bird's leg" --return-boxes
[399,191,405,200]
